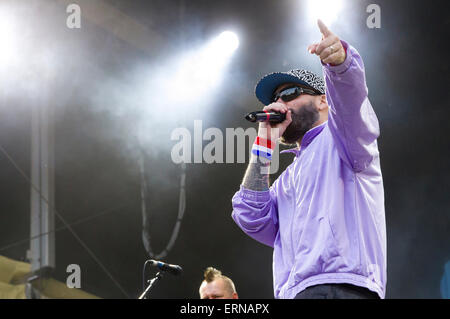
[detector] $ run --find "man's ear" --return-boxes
[317,94,328,111]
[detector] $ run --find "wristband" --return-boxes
[252,137,275,160]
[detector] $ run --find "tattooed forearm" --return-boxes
[242,155,271,191]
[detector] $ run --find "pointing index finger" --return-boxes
[318,19,332,37]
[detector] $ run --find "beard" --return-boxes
[280,101,320,145]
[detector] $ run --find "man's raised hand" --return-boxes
[307,19,346,66]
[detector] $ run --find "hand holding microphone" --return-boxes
[246,103,292,142]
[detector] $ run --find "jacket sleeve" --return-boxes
[231,183,279,248]
[323,40,381,173]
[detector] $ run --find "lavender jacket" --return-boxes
[232,41,386,299]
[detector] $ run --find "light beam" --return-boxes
[306,0,344,27]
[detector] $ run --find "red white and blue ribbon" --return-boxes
[252,137,275,160]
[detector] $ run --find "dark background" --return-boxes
[0,0,449,299]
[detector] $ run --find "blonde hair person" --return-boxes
[199,267,238,299]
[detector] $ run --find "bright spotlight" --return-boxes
[214,31,240,56]
[307,0,343,27]
[170,31,239,103]
[0,9,18,67]
[140,30,240,119]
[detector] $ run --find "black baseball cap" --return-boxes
[255,69,325,105]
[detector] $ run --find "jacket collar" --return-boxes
[280,121,327,157]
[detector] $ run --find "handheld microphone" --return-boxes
[148,260,183,276]
[245,111,286,123]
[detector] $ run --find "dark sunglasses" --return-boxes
[272,86,319,103]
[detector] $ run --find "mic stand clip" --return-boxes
[138,271,163,299]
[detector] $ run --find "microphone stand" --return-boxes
[138,271,163,299]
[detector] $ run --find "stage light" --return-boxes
[212,31,240,57]
[306,0,343,27]
[0,9,17,67]
[170,31,240,103]
[136,30,240,125]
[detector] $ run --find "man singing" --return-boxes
[231,20,386,299]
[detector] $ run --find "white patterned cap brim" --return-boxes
[255,69,325,105]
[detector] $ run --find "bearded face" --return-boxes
[280,101,320,145]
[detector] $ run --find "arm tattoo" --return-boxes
[242,155,271,191]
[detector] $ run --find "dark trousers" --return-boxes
[294,284,380,299]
